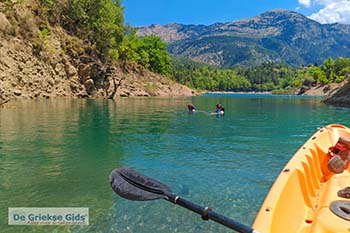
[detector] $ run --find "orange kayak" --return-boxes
[252,124,350,233]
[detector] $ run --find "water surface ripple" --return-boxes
[0,95,349,232]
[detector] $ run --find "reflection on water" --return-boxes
[0,95,349,232]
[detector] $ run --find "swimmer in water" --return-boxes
[215,103,225,115]
[187,103,196,112]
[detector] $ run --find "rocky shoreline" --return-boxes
[0,6,197,103]
[1,2,349,107]
[322,81,350,107]
[0,10,347,106]
[0,33,197,101]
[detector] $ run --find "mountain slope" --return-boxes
[0,0,196,101]
[136,9,350,67]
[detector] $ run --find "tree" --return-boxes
[334,57,350,80]
[140,36,171,75]
[305,66,327,85]
[64,0,124,58]
[119,30,144,63]
[322,57,335,81]
[119,32,171,75]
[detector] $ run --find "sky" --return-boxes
[122,0,350,26]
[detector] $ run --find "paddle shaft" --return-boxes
[110,167,259,233]
[166,194,257,233]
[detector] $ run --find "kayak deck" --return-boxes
[252,124,350,233]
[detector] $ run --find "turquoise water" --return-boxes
[0,94,349,232]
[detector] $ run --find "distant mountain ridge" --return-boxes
[136,9,350,67]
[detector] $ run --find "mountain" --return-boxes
[136,9,350,67]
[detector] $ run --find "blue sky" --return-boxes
[122,0,350,26]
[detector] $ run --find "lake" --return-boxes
[1,94,349,232]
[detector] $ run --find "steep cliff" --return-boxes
[0,1,196,102]
[323,81,350,107]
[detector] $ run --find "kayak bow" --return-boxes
[253,124,350,233]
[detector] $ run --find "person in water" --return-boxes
[215,103,225,115]
[187,103,196,112]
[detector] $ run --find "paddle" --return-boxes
[109,167,259,233]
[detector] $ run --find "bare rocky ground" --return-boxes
[300,82,345,97]
[322,81,350,107]
[296,81,350,107]
[0,4,197,104]
[0,33,197,101]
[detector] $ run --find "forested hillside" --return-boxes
[136,9,350,105]
[0,0,194,101]
[171,57,350,94]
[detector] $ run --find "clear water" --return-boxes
[0,94,349,233]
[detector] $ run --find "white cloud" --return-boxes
[298,0,350,24]
[298,0,312,7]
[305,0,350,24]
[313,2,350,24]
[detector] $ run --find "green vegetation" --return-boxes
[51,0,170,74]
[119,30,171,75]
[3,0,349,94]
[171,57,350,93]
[171,58,251,91]
[2,0,171,75]
[42,0,125,59]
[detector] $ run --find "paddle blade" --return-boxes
[109,167,172,201]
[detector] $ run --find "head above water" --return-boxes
[216,103,222,109]
[187,103,196,112]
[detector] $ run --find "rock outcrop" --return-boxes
[0,4,196,101]
[323,81,350,107]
